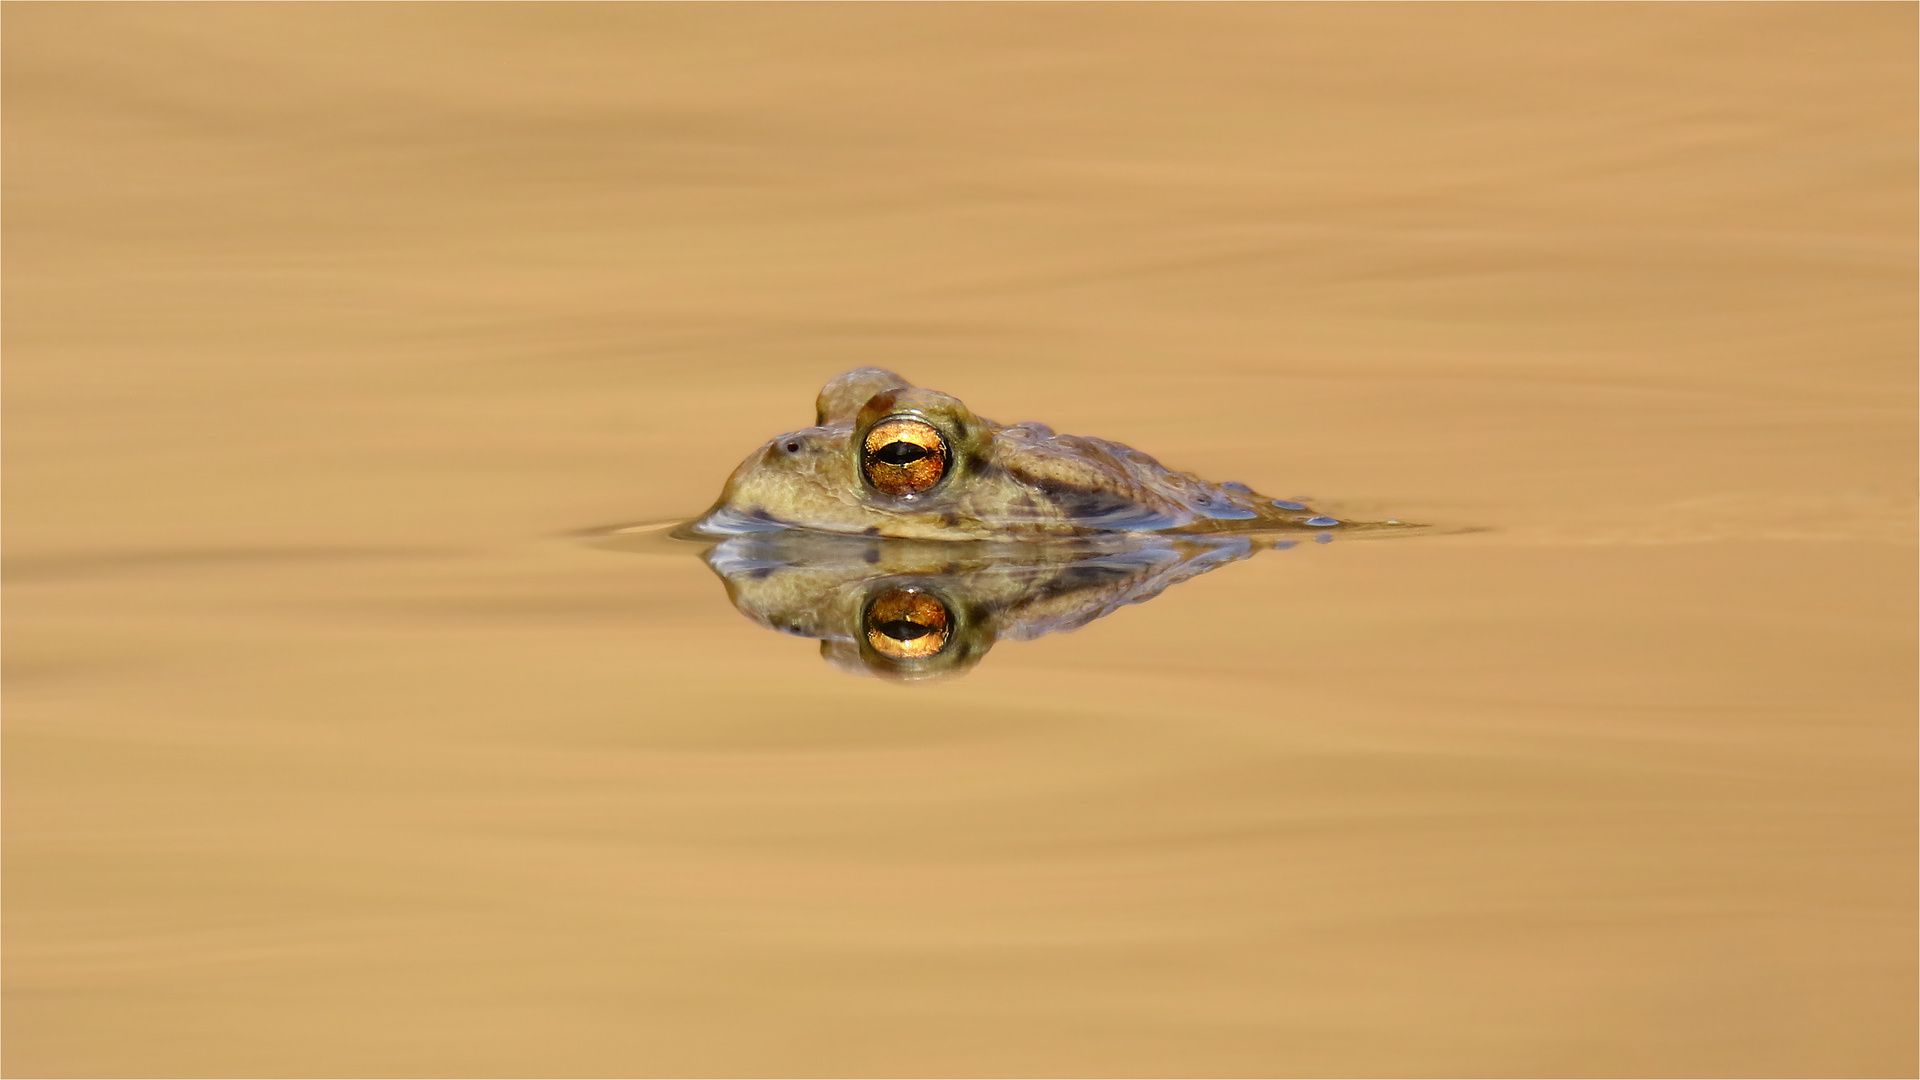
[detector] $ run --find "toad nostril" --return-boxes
[784,440,801,453]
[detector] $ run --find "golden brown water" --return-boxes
[5,5,1914,1076]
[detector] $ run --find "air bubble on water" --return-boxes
[1305,515,1339,527]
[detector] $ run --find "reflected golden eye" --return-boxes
[862,417,948,497]
[863,588,952,660]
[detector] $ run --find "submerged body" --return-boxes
[686,368,1373,541]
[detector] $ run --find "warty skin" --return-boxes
[686,368,1363,542]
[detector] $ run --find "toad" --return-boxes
[683,368,1390,541]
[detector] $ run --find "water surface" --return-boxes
[5,6,1914,1077]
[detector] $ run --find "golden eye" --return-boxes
[862,417,948,497]
[863,588,951,660]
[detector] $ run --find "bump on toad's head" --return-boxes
[816,368,911,426]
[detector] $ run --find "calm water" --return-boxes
[5,6,1914,1077]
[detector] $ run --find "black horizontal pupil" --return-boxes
[874,619,934,641]
[873,441,932,466]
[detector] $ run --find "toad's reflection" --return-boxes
[702,529,1306,680]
